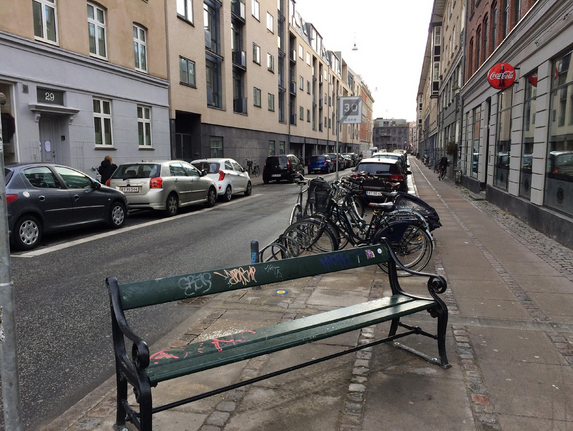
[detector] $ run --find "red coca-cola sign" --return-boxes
[528,72,538,87]
[487,63,516,89]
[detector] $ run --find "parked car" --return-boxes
[343,153,359,167]
[342,154,353,169]
[5,162,128,250]
[191,158,252,202]
[327,153,345,171]
[352,157,411,201]
[308,155,333,174]
[372,152,410,173]
[262,154,305,183]
[107,160,217,216]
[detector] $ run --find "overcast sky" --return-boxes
[295,0,433,122]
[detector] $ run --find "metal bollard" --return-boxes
[251,240,261,290]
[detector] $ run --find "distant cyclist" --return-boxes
[438,156,448,180]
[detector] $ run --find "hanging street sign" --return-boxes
[339,97,362,124]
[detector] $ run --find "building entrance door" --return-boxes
[39,115,61,163]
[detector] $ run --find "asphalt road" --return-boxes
[2,182,296,430]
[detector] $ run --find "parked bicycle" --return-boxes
[245,159,260,177]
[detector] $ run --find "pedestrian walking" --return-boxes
[98,155,117,184]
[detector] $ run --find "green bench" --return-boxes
[106,242,450,431]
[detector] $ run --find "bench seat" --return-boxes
[147,294,437,384]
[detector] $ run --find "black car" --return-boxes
[5,163,128,250]
[263,154,305,183]
[352,157,411,202]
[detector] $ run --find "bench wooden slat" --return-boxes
[146,294,436,384]
[118,245,391,310]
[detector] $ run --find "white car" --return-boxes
[191,158,252,202]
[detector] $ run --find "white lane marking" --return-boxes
[13,193,263,258]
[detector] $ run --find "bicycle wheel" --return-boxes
[289,204,303,225]
[253,166,260,177]
[282,218,338,256]
[375,223,433,275]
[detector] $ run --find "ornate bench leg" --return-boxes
[115,370,128,429]
[436,308,451,368]
[137,382,153,431]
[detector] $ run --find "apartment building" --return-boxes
[417,0,573,247]
[0,0,170,175]
[0,0,372,176]
[373,118,410,152]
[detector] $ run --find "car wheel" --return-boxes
[222,185,232,202]
[108,202,126,228]
[244,181,252,196]
[13,215,42,251]
[205,187,217,207]
[165,193,179,217]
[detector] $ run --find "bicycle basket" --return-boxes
[305,178,332,214]
[393,192,442,231]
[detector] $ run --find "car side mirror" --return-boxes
[201,169,208,176]
[406,171,412,175]
[93,181,101,189]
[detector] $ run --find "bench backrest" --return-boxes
[110,244,391,310]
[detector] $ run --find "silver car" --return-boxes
[108,160,217,216]
[191,158,252,202]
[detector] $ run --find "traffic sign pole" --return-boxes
[0,92,23,430]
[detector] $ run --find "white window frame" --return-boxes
[138,105,152,147]
[268,93,275,111]
[267,53,274,72]
[93,98,113,147]
[253,43,261,64]
[253,87,262,107]
[179,56,196,86]
[87,2,107,59]
[266,12,274,33]
[306,51,310,65]
[177,0,193,23]
[33,0,58,44]
[133,24,148,72]
[299,44,304,59]
[252,0,260,20]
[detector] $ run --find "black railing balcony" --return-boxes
[231,1,246,21]
[289,81,297,95]
[234,97,247,114]
[232,50,246,69]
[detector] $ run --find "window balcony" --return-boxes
[234,97,247,114]
[232,50,246,69]
[231,1,246,21]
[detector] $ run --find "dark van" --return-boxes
[263,154,304,183]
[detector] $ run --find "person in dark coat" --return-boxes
[98,155,117,184]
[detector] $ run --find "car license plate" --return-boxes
[271,174,281,178]
[119,186,140,193]
[366,191,383,196]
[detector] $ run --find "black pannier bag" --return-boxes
[393,192,442,231]
[305,177,332,215]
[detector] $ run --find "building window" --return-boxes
[471,106,481,178]
[252,0,260,20]
[210,136,223,157]
[495,88,513,190]
[206,57,222,108]
[179,57,196,87]
[299,44,303,59]
[254,87,261,107]
[476,26,481,68]
[307,81,310,94]
[299,106,304,120]
[268,140,275,155]
[268,93,275,111]
[133,24,147,72]
[253,43,261,64]
[177,0,193,23]
[483,16,488,58]
[267,12,274,32]
[87,3,106,58]
[204,1,220,54]
[520,68,537,199]
[299,76,304,90]
[502,0,509,38]
[307,109,310,122]
[33,0,58,43]
[267,53,274,72]
[306,52,310,65]
[93,98,113,146]
[514,0,521,24]
[545,51,573,214]
[492,2,497,49]
[137,106,152,147]
[279,141,285,154]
